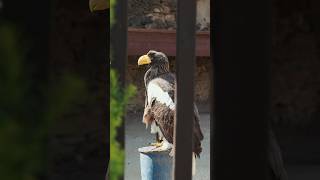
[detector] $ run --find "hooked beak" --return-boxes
[138,55,151,66]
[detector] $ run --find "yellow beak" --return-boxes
[137,55,151,65]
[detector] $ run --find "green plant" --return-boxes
[0,22,86,180]
[109,0,136,178]
[110,0,116,26]
[110,69,136,180]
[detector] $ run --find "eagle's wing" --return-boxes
[147,78,175,109]
[147,76,175,144]
[193,103,204,157]
[147,74,204,157]
[143,90,152,126]
[268,130,288,180]
[150,98,175,144]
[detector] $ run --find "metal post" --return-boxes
[110,1,127,180]
[212,0,271,179]
[174,0,196,179]
[110,0,127,87]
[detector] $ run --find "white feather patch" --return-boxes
[147,82,175,109]
[162,139,173,150]
[192,153,196,176]
[150,121,160,134]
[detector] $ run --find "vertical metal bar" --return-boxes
[209,1,214,180]
[110,0,127,87]
[110,1,127,180]
[212,0,271,180]
[110,0,127,150]
[105,8,110,180]
[173,0,196,179]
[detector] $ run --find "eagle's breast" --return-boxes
[147,79,175,110]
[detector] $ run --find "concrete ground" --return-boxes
[125,113,210,180]
[124,112,320,180]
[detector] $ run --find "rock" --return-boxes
[153,8,161,13]
[165,20,176,29]
[162,6,171,14]
[153,19,166,28]
[141,16,153,25]
[128,0,209,30]
[165,15,175,22]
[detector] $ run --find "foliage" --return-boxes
[110,0,116,26]
[89,0,109,12]
[109,0,137,179]
[110,69,136,180]
[0,22,86,180]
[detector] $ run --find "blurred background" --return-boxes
[271,1,320,179]
[0,0,108,180]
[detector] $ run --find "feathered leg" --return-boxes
[169,146,175,157]
[150,133,163,147]
[192,153,196,176]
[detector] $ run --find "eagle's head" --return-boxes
[137,50,169,69]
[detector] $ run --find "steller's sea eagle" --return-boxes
[137,50,204,174]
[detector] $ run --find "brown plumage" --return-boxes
[138,50,204,158]
[148,97,204,157]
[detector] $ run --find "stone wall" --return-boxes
[128,0,210,30]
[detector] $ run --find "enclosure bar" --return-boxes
[111,0,127,86]
[212,0,271,179]
[173,0,196,179]
[110,0,127,180]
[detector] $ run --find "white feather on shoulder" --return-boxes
[147,82,175,110]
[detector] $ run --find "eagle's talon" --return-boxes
[150,141,163,147]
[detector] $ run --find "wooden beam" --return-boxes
[128,28,210,57]
[173,0,196,179]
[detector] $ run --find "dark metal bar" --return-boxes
[110,1,127,179]
[209,2,214,180]
[101,9,110,180]
[110,0,127,87]
[173,0,196,179]
[212,0,271,179]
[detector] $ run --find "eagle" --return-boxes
[137,50,204,174]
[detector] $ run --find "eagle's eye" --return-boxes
[147,50,158,56]
[148,52,155,58]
